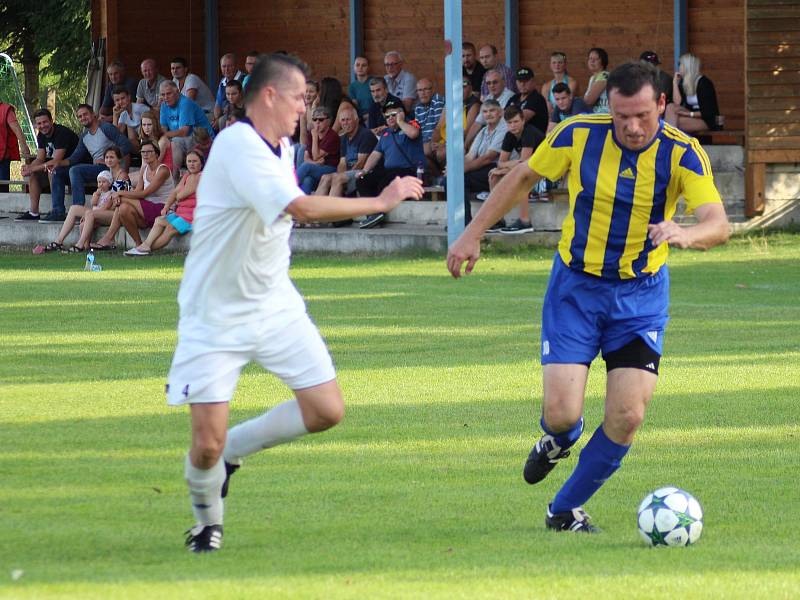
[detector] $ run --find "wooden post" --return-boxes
[745,162,765,218]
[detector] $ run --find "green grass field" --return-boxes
[1,235,799,599]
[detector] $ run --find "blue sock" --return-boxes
[550,425,630,513]
[540,415,584,451]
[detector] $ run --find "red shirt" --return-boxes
[318,127,341,167]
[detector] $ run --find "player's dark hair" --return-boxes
[589,47,609,69]
[33,108,53,120]
[552,82,571,95]
[504,105,523,121]
[244,53,310,105]
[607,61,660,100]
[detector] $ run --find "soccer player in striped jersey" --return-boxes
[447,61,729,533]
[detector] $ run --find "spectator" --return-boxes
[315,105,377,198]
[91,139,175,250]
[225,107,246,128]
[466,68,514,149]
[18,108,79,221]
[317,77,350,135]
[383,51,417,114]
[356,98,423,229]
[295,106,340,194]
[640,51,673,105]
[112,86,148,153]
[508,67,549,135]
[547,82,590,131]
[584,47,610,113]
[478,44,517,98]
[665,52,720,133]
[414,78,444,174]
[170,56,215,116]
[541,52,578,114]
[348,56,374,121]
[491,105,545,234]
[138,110,172,170]
[125,148,204,256]
[0,101,33,194]
[136,58,166,109]
[159,80,214,179]
[40,104,131,223]
[429,76,482,170]
[213,53,244,124]
[298,79,319,147]
[99,60,139,123]
[218,80,244,131]
[367,77,402,135]
[242,50,259,90]
[458,99,507,225]
[462,42,485,97]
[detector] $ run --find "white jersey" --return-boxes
[176,121,303,325]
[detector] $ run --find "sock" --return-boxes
[541,415,584,451]
[550,425,630,513]
[184,454,225,526]
[223,399,309,464]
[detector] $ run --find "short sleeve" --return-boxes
[160,107,170,129]
[358,130,377,154]
[520,126,536,148]
[528,123,573,180]
[501,132,515,153]
[678,141,722,213]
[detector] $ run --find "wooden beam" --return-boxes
[745,162,766,217]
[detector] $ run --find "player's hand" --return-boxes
[376,175,424,212]
[447,233,481,278]
[648,220,692,249]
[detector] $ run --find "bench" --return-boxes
[697,130,745,146]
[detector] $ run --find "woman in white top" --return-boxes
[584,47,610,114]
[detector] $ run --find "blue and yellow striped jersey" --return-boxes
[529,114,722,279]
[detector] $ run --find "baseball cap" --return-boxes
[383,98,403,113]
[640,51,660,65]
[515,67,534,81]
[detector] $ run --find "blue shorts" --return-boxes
[165,213,192,234]
[541,255,669,365]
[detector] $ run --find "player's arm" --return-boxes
[647,202,730,250]
[447,161,542,278]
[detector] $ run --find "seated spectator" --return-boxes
[242,50,259,90]
[541,52,578,115]
[98,60,139,123]
[0,101,33,194]
[547,83,590,131]
[217,79,244,131]
[508,67,549,135]
[584,47,610,113]
[91,140,175,250]
[170,56,215,116]
[665,52,720,134]
[125,148,204,256]
[224,106,246,128]
[356,98,423,229]
[18,108,77,221]
[383,51,417,114]
[298,79,319,146]
[478,44,517,98]
[136,58,166,109]
[414,78,444,176]
[348,56,374,121]
[367,77,402,135]
[462,42,485,97]
[466,68,514,149]
[491,105,545,234]
[159,80,214,180]
[112,86,148,153]
[139,110,173,170]
[317,77,356,135]
[315,105,377,198]
[429,77,482,170]
[640,51,673,105]
[40,104,132,223]
[213,53,244,125]
[295,106,340,193]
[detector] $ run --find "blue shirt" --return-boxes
[341,126,378,169]
[348,79,374,118]
[376,123,424,169]
[160,95,215,138]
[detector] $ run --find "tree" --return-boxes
[0,0,90,118]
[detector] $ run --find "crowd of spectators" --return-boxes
[3,45,721,245]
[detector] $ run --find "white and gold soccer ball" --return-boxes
[637,487,703,547]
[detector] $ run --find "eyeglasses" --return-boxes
[486,80,501,85]
[140,149,155,154]
[384,112,398,118]
[311,117,328,122]
[416,87,432,93]
[384,62,400,67]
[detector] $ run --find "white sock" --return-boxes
[184,454,225,526]
[223,399,309,464]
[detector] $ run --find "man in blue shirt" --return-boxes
[160,80,214,178]
[547,82,591,131]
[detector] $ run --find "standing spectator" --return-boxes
[171,56,216,116]
[640,51,673,105]
[159,80,214,179]
[18,108,79,221]
[367,77,402,135]
[356,98,424,229]
[665,52,720,134]
[414,78,444,174]
[466,68,514,149]
[0,101,33,194]
[295,107,340,194]
[99,60,139,123]
[383,51,417,114]
[112,86,148,153]
[136,58,167,109]
[40,104,131,223]
[315,106,377,198]
[547,83,590,131]
[348,56,374,120]
[584,47,610,113]
[242,50,259,90]
[213,53,244,124]
[478,44,517,98]
[462,42,486,96]
[541,52,578,114]
[508,67,549,135]
[218,80,244,131]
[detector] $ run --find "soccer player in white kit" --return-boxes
[167,54,424,552]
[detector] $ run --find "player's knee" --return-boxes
[191,440,224,468]
[607,404,645,437]
[305,398,344,432]
[542,406,582,433]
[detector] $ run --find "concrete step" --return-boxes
[387,197,569,229]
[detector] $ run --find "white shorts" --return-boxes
[166,310,336,405]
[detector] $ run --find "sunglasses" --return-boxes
[311,117,328,122]
[384,112,398,118]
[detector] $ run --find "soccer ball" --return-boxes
[637,487,703,547]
